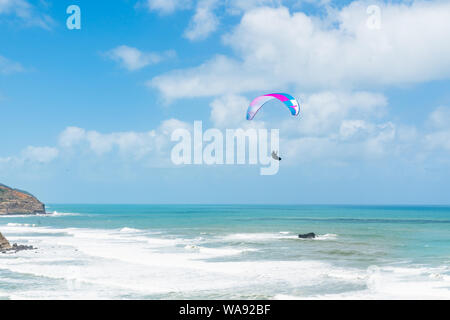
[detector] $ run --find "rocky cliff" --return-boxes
[0,184,45,215]
[0,232,12,250]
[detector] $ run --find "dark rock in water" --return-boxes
[12,243,35,251]
[2,244,35,253]
[298,232,316,239]
[0,232,35,253]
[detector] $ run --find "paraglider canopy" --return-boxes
[246,93,300,120]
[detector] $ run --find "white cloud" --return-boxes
[0,156,12,164]
[184,0,219,41]
[143,0,279,16]
[0,0,53,29]
[142,0,287,42]
[282,122,397,164]
[339,120,371,140]
[210,94,249,128]
[0,0,31,16]
[425,131,450,152]
[144,0,192,14]
[0,118,194,172]
[151,1,450,100]
[209,94,268,131]
[143,0,286,41]
[21,146,59,163]
[58,120,190,161]
[277,90,394,162]
[364,121,396,156]
[0,55,24,74]
[59,126,155,157]
[424,106,450,152]
[427,106,450,130]
[149,55,269,101]
[225,0,282,15]
[278,91,387,138]
[0,146,59,165]
[106,45,175,71]
[0,119,193,171]
[58,126,86,148]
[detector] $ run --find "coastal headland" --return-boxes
[0,184,45,215]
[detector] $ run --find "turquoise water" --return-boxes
[0,205,449,299]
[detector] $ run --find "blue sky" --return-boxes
[1,0,450,204]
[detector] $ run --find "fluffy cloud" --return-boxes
[426,106,450,130]
[106,46,175,71]
[0,0,53,29]
[275,91,394,162]
[281,101,450,164]
[339,120,371,140]
[424,106,450,152]
[0,0,31,17]
[209,94,250,128]
[21,146,59,163]
[224,0,282,15]
[58,119,190,161]
[143,0,283,41]
[149,55,269,101]
[425,131,450,152]
[184,0,219,41]
[1,119,193,170]
[0,146,59,166]
[291,91,387,137]
[282,122,397,165]
[151,1,450,100]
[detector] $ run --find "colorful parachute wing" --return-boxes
[246,93,300,120]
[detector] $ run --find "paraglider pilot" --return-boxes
[272,151,282,161]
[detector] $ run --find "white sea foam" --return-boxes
[7,223,36,227]
[1,224,68,234]
[50,211,80,217]
[0,211,80,218]
[315,233,338,241]
[0,214,36,218]
[220,232,337,242]
[119,227,142,233]
[274,265,450,300]
[221,232,291,241]
[0,224,448,299]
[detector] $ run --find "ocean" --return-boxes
[0,205,449,299]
